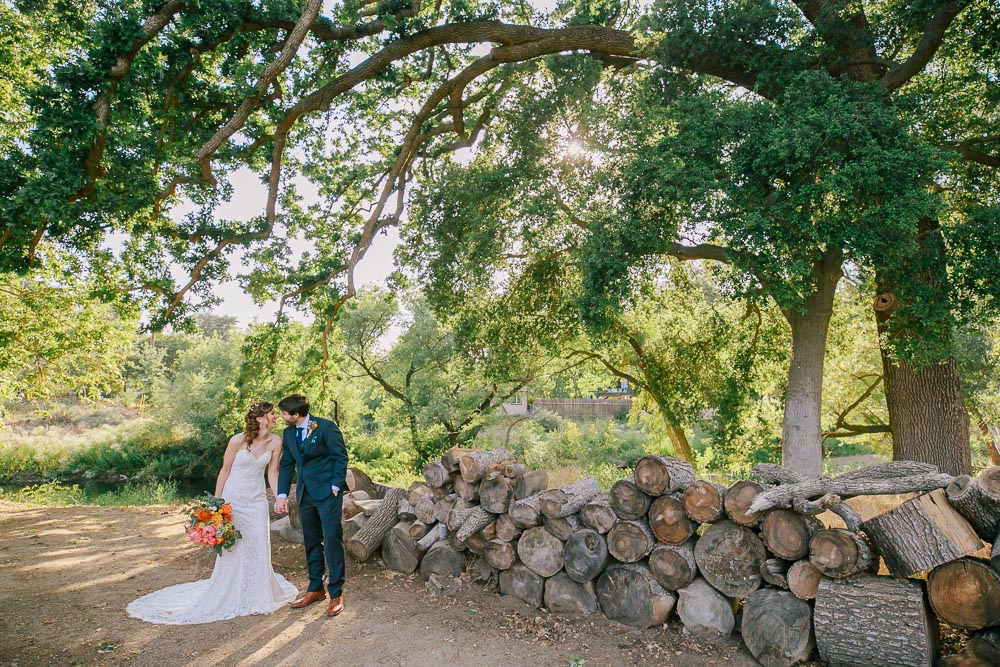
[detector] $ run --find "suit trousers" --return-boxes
[298,486,345,597]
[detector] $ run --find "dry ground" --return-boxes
[0,501,760,667]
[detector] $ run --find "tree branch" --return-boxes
[878,1,971,92]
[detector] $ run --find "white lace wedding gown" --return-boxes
[127,449,298,624]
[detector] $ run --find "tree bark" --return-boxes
[539,477,599,518]
[874,215,972,477]
[542,513,579,542]
[814,575,938,667]
[346,487,405,562]
[862,489,981,577]
[633,455,695,496]
[780,249,842,479]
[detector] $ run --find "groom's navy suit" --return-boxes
[278,415,348,597]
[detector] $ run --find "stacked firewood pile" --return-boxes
[337,449,1000,667]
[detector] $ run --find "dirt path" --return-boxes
[0,501,760,667]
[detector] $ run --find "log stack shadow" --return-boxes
[309,450,1000,667]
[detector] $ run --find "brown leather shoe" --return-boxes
[290,591,327,609]
[326,596,344,617]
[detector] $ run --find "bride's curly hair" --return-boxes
[243,401,275,450]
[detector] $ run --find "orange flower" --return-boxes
[221,504,232,513]
[211,514,223,525]
[195,509,213,522]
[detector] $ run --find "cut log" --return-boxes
[397,499,415,522]
[787,560,822,601]
[633,454,696,496]
[814,575,938,667]
[414,496,437,525]
[544,572,599,614]
[539,477,600,519]
[563,529,610,584]
[607,520,655,563]
[608,475,651,521]
[682,480,726,524]
[346,467,378,497]
[346,487,405,562]
[693,520,766,598]
[724,480,766,526]
[748,468,954,514]
[494,513,523,542]
[478,520,497,542]
[760,509,813,560]
[993,533,1000,574]
[433,495,458,525]
[648,541,697,591]
[927,557,1000,630]
[501,462,527,478]
[408,520,432,540]
[808,528,873,578]
[579,493,618,534]
[382,521,423,575]
[342,494,365,520]
[596,563,677,629]
[460,447,513,483]
[407,482,433,507]
[751,463,866,527]
[947,471,1000,542]
[543,514,580,542]
[416,523,448,552]
[354,499,385,517]
[499,562,545,609]
[863,488,982,577]
[479,474,514,513]
[456,507,495,544]
[452,505,495,543]
[453,475,480,502]
[440,446,467,471]
[760,558,791,589]
[516,526,564,577]
[513,470,549,499]
[342,513,366,544]
[463,530,488,555]
[742,589,815,667]
[471,555,498,588]
[483,539,517,570]
[509,492,544,528]
[678,578,735,638]
[418,540,465,581]
[648,495,695,546]
[422,460,454,488]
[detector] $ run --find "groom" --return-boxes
[274,394,348,617]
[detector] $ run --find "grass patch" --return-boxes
[1,479,186,506]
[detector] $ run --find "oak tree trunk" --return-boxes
[780,249,842,479]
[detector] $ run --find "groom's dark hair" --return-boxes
[278,394,310,417]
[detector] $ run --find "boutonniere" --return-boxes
[307,421,318,437]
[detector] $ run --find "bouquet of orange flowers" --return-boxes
[187,493,241,555]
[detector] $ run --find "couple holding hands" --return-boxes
[128,394,349,624]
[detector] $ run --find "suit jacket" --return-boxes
[277,416,348,501]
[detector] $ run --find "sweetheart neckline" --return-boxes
[240,448,272,462]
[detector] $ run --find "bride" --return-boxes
[127,401,298,624]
